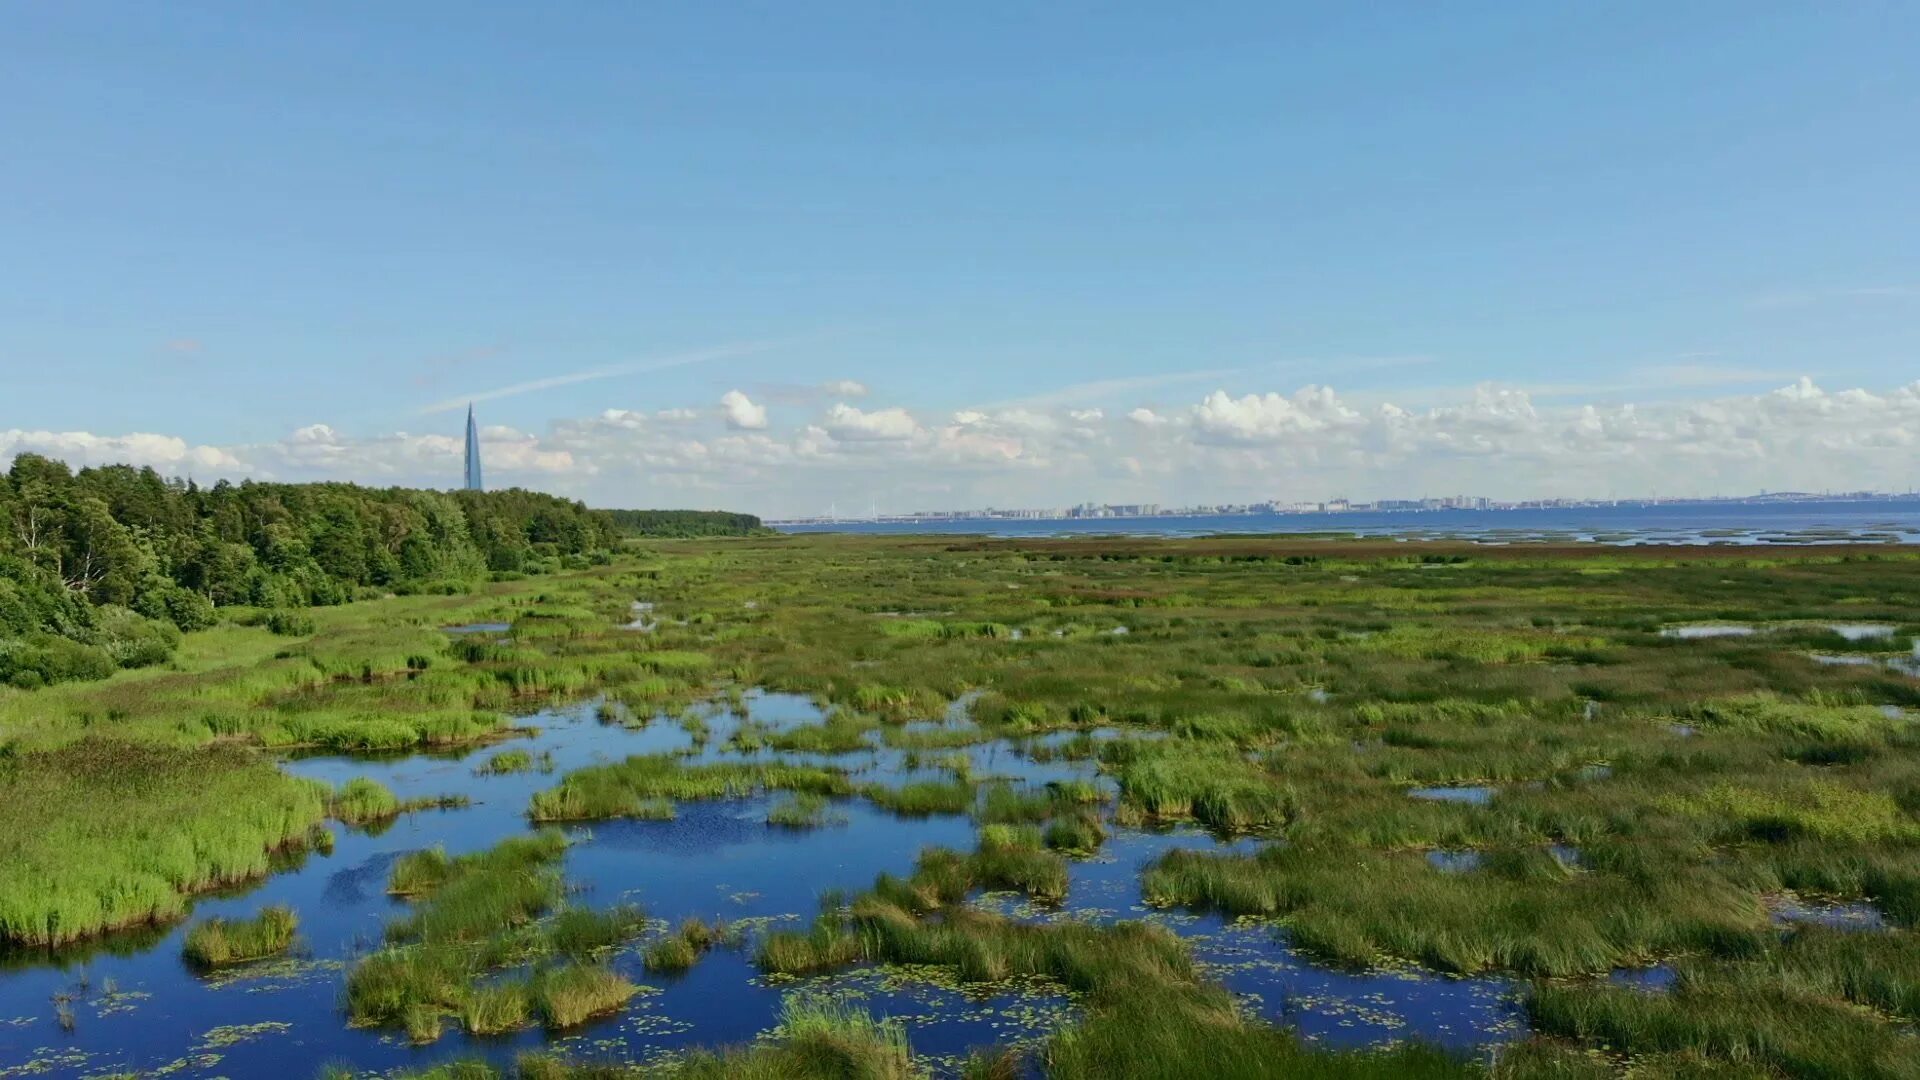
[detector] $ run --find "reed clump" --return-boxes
[644,918,723,974]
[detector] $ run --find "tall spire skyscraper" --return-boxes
[463,404,484,491]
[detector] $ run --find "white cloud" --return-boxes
[1190,387,1366,445]
[15,377,1920,516]
[823,380,869,398]
[0,430,245,474]
[720,390,769,430]
[823,403,919,442]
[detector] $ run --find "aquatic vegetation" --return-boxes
[528,755,852,821]
[529,963,637,1028]
[643,935,699,974]
[546,905,649,960]
[971,825,1069,903]
[1530,967,1920,1079]
[383,995,923,1078]
[767,791,846,828]
[330,776,404,823]
[1142,842,1766,976]
[181,905,298,968]
[1043,811,1107,853]
[975,781,1056,824]
[862,778,977,817]
[476,748,551,775]
[643,919,722,974]
[348,832,618,1040]
[1108,743,1292,831]
[329,777,467,826]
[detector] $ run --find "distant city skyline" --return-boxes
[769,488,1920,526]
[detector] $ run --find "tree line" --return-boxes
[604,508,770,538]
[0,453,761,688]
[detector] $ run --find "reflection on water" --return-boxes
[0,691,1526,1077]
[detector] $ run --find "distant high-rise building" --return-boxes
[463,404,484,491]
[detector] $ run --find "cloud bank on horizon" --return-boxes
[6,377,1919,517]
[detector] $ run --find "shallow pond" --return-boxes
[1659,624,1755,639]
[1407,785,1498,805]
[442,622,513,635]
[0,692,1524,1076]
[1769,896,1888,932]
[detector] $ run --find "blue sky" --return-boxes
[4,4,1917,513]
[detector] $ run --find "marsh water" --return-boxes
[0,692,1525,1077]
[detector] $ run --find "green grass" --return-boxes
[0,739,329,946]
[18,533,1920,1072]
[181,904,298,967]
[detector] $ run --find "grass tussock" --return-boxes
[643,918,723,974]
[529,755,852,821]
[767,792,846,828]
[181,904,297,967]
[346,831,648,1040]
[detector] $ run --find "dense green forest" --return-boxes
[0,454,749,688]
[605,508,767,537]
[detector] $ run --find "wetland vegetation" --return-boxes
[4,527,1920,1076]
